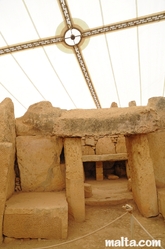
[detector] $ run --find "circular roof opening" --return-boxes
[64,28,81,46]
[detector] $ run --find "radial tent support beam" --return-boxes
[58,0,72,29]
[58,0,101,108]
[0,11,165,56]
[0,32,47,101]
[0,36,63,56]
[82,11,165,38]
[73,45,101,108]
[21,0,77,108]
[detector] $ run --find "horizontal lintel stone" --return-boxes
[82,153,128,162]
[53,105,158,137]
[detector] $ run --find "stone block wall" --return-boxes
[1,96,165,244]
[82,135,128,180]
[82,135,127,155]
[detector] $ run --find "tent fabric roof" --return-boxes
[0,0,165,117]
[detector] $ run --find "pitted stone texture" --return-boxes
[16,136,65,191]
[125,134,158,217]
[82,145,95,155]
[64,138,85,222]
[96,136,115,154]
[158,188,165,219]
[147,130,165,187]
[116,135,127,153]
[0,98,15,144]
[85,137,95,146]
[53,105,158,137]
[3,192,68,239]
[0,98,15,199]
[129,101,136,107]
[16,101,66,136]
[148,97,165,129]
[84,183,92,198]
[0,143,15,244]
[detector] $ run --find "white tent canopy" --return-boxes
[0,0,165,117]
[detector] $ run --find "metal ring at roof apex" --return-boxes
[64,28,82,46]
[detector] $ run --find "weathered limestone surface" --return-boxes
[148,97,165,129]
[3,192,68,239]
[0,98,15,198]
[96,136,115,154]
[16,101,66,136]
[85,137,95,146]
[16,136,65,191]
[158,188,165,219]
[53,105,158,137]
[64,138,85,222]
[84,183,92,198]
[96,161,103,180]
[116,135,127,153]
[0,143,14,244]
[147,130,165,187]
[0,98,15,244]
[125,134,158,217]
[0,98,16,144]
[82,145,95,155]
[82,153,128,162]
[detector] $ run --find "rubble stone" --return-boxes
[82,145,95,155]
[116,135,127,153]
[129,101,136,107]
[96,136,115,154]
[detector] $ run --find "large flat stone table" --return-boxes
[3,192,68,240]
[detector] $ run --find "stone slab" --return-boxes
[16,136,65,191]
[53,105,158,137]
[82,153,128,162]
[3,192,68,239]
[0,142,15,244]
[158,188,165,219]
[125,134,158,217]
[0,98,15,144]
[64,138,85,222]
[85,179,133,206]
[147,130,165,187]
[84,183,92,198]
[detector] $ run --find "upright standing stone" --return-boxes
[16,136,65,191]
[96,162,103,180]
[125,134,158,217]
[147,130,165,187]
[64,138,85,222]
[0,98,15,244]
[0,143,13,243]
